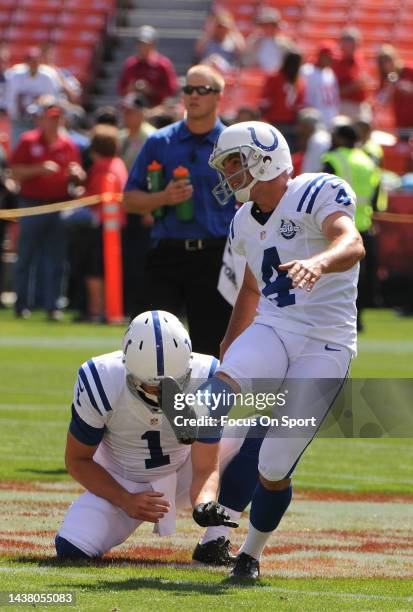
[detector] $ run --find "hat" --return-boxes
[136,25,157,44]
[318,41,335,56]
[28,97,64,117]
[255,6,281,24]
[122,92,149,109]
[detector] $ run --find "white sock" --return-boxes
[200,506,241,545]
[237,522,272,561]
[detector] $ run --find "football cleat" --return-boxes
[192,537,236,566]
[229,553,260,582]
[159,376,198,444]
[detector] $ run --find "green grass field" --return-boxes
[0,308,412,610]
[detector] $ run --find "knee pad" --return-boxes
[55,535,91,560]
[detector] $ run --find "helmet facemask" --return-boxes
[126,366,192,414]
[210,144,263,205]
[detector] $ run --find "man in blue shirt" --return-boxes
[124,64,236,356]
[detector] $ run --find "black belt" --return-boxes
[155,238,227,251]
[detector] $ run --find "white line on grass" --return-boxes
[0,567,411,602]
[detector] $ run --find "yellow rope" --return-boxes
[0,192,123,220]
[373,211,413,223]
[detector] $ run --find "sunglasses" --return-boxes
[182,85,220,96]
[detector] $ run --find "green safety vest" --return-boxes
[321,147,382,232]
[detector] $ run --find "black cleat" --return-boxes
[192,537,236,567]
[159,376,198,445]
[229,553,260,582]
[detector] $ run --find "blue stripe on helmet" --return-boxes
[87,359,112,412]
[151,310,164,376]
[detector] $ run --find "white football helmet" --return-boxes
[122,310,192,412]
[209,121,292,205]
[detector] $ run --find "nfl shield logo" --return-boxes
[260,231,266,240]
[150,417,159,426]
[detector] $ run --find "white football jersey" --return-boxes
[300,64,340,129]
[70,350,219,482]
[229,173,359,354]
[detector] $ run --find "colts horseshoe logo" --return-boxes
[247,127,279,151]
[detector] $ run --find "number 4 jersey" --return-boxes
[70,350,219,482]
[230,173,359,354]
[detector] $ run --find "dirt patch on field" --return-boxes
[1,482,412,578]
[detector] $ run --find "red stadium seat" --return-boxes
[19,0,64,8]
[12,10,59,28]
[52,45,96,84]
[5,26,51,44]
[64,0,115,13]
[218,68,266,119]
[50,28,101,46]
[0,10,13,28]
[57,13,107,32]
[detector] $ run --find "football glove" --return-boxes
[193,501,239,528]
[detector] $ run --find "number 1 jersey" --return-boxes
[70,350,218,482]
[230,173,359,354]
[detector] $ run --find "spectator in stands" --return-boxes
[260,48,305,150]
[119,92,156,318]
[195,9,245,71]
[376,44,413,136]
[119,93,156,171]
[73,125,128,322]
[118,25,177,107]
[123,64,235,356]
[300,42,340,129]
[243,6,292,73]
[0,46,10,114]
[332,28,371,122]
[93,105,119,128]
[5,47,62,146]
[295,108,331,173]
[39,43,82,105]
[321,122,381,331]
[0,145,18,305]
[9,96,85,321]
[355,118,384,167]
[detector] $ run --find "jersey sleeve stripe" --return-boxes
[69,404,105,446]
[151,310,164,376]
[296,173,329,212]
[229,218,235,241]
[305,177,339,214]
[87,359,112,412]
[78,367,102,415]
[208,356,219,378]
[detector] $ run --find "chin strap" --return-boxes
[235,176,260,203]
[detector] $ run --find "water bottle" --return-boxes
[173,166,194,222]
[147,160,164,219]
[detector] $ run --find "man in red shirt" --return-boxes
[333,27,371,121]
[118,25,178,107]
[10,96,84,320]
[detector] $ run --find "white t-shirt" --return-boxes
[70,350,219,482]
[5,65,61,119]
[229,173,359,354]
[300,64,340,128]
